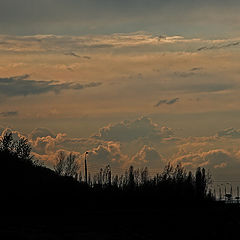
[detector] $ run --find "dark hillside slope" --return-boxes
[1,133,240,239]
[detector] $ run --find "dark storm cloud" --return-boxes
[0,111,18,117]
[0,75,102,97]
[154,98,179,107]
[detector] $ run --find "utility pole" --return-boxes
[237,186,240,204]
[84,151,88,183]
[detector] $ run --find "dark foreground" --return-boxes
[1,133,240,239]
[1,203,240,240]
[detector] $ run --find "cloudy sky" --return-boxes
[1,0,240,182]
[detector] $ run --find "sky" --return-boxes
[1,0,240,183]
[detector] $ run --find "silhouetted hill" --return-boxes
[1,134,213,215]
[1,132,240,239]
[2,155,80,213]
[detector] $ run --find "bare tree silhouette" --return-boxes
[54,151,80,177]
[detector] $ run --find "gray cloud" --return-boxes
[93,117,174,142]
[87,142,127,169]
[0,75,102,97]
[165,82,234,93]
[187,83,233,93]
[83,56,91,60]
[154,98,179,107]
[0,111,18,117]
[216,128,240,138]
[64,52,81,58]
[190,67,203,71]
[174,149,236,171]
[173,67,203,78]
[64,52,91,59]
[197,42,240,51]
[174,71,196,78]
[167,98,179,105]
[131,145,164,168]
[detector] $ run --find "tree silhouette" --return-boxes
[54,150,66,175]
[54,151,80,177]
[0,132,33,164]
[0,132,14,152]
[14,137,32,162]
[195,167,209,199]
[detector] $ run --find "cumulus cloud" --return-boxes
[31,133,67,155]
[154,98,179,107]
[29,132,128,171]
[32,148,81,168]
[5,121,240,179]
[30,129,104,157]
[131,145,164,168]
[93,117,174,142]
[29,127,56,141]
[1,128,26,141]
[86,142,128,170]
[0,111,18,117]
[0,74,102,97]
[4,125,240,180]
[26,118,175,171]
[174,149,234,170]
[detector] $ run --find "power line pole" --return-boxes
[85,151,88,183]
